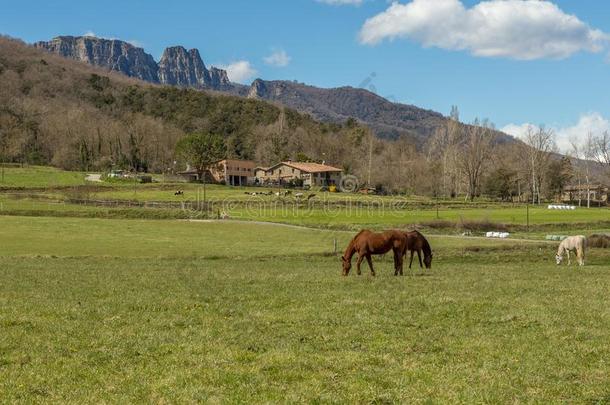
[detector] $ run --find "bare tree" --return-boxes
[521,126,556,204]
[569,132,595,208]
[591,131,610,172]
[427,106,461,197]
[456,119,495,201]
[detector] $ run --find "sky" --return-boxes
[2,0,610,152]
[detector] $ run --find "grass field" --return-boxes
[1,216,610,402]
[0,165,88,188]
[2,166,610,402]
[2,165,610,232]
[2,193,610,233]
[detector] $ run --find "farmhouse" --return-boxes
[210,159,256,186]
[561,184,610,205]
[253,166,269,184]
[255,161,342,187]
[179,159,256,185]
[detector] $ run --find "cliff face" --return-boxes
[34,36,514,144]
[158,46,230,89]
[34,36,231,90]
[34,36,159,82]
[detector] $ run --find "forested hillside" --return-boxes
[0,37,384,179]
[1,36,596,198]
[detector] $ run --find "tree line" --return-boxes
[1,36,608,201]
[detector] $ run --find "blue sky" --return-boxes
[2,0,610,150]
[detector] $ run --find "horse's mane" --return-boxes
[352,229,367,240]
[343,229,368,258]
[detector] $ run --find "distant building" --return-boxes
[179,159,256,185]
[210,159,256,186]
[253,167,269,185]
[255,161,342,187]
[561,184,610,205]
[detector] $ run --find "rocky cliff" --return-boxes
[34,35,513,144]
[34,36,159,82]
[158,46,230,89]
[34,36,230,90]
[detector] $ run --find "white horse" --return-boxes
[556,235,587,266]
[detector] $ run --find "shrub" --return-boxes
[459,219,508,232]
[588,234,610,249]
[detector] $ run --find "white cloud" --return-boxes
[217,60,258,84]
[317,0,362,5]
[83,30,97,37]
[263,49,291,67]
[501,113,610,153]
[501,122,539,139]
[359,0,609,60]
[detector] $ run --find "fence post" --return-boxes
[333,238,337,255]
[526,204,529,232]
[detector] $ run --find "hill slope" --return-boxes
[0,36,374,174]
[245,79,446,141]
[34,35,513,143]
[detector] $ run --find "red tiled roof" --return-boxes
[274,161,342,173]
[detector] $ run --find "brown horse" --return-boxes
[404,230,433,270]
[341,230,408,276]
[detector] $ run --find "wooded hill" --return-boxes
[1,36,600,199]
[0,36,377,176]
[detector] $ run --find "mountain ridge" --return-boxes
[34,36,230,90]
[34,34,514,144]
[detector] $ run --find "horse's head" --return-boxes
[341,255,351,276]
[424,253,433,269]
[555,254,563,265]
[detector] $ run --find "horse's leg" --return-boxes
[356,254,364,275]
[398,249,404,276]
[567,250,571,266]
[409,250,415,269]
[365,254,375,276]
[393,248,403,276]
[393,250,399,276]
[577,248,584,266]
[417,249,423,269]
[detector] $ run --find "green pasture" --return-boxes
[1,166,609,234]
[2,193,610,233]
[0,165,88,188]
[227,204,610,229]
[1,216,610,402]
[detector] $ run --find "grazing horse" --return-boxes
[341,230,407,276]
[403,230,433,270]
[556,235,587,266]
